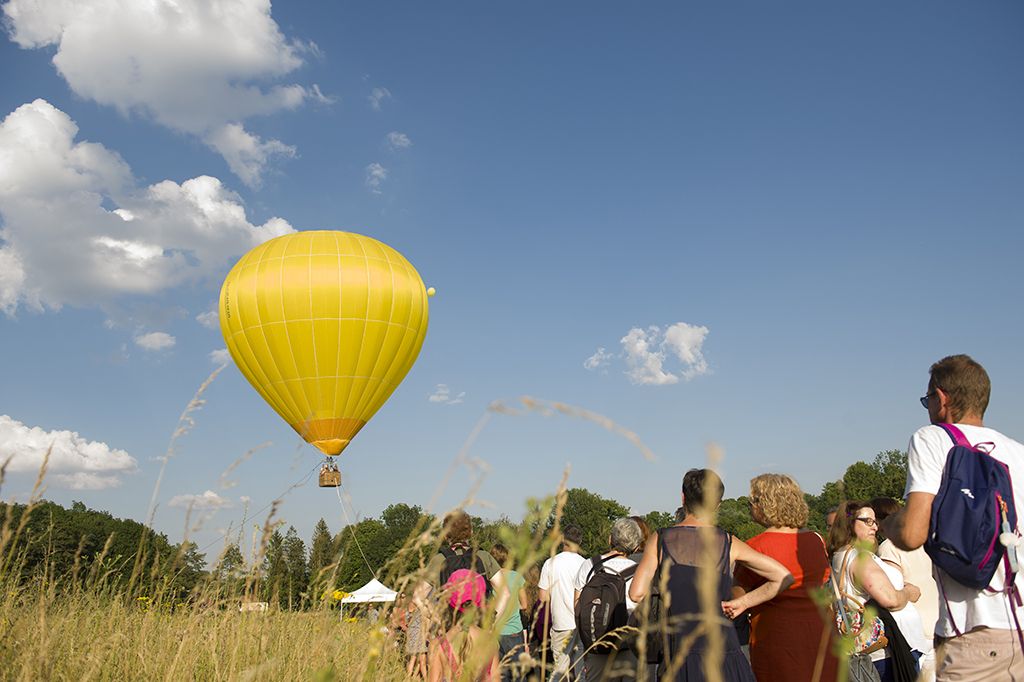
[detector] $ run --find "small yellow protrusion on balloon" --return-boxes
[427,287,436,297]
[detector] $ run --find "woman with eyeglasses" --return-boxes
[828,501,923,682]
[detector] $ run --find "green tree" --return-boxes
[717,497,761,540]
[308,519,335,599]
[166,541,206,600]
[214,542,247,598]
[335,519,387,591]
[556,488,631,555]
[262,529,287,605]
[282,526,309,609]
[840,449,908,502]
[643,510,676,532]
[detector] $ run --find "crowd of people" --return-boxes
[386,355,1024,682]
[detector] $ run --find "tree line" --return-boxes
[1,449,906,608]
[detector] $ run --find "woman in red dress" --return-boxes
[734,474,840,682]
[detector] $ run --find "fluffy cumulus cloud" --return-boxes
[2,0,321,186]
[0,100,294,314]
[0,415,138,489]
[619,322,710,385]
[386,131,412,150]
[134,331,176,351]
[168,490,231,510]
[365,162,387,194]
[428,384,464,405]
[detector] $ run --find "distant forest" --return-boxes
[1,449,906,609]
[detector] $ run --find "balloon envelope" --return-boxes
[219,231,429,456]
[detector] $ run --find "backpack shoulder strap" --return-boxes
[586,554,606,582]
[439,545,456,560]
[938,423,972,448]
[620,564,638,580]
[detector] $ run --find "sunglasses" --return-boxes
[919,385,944,409]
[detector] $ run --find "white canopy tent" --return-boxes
[339,578,397,619]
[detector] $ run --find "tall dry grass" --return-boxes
[0,392,853,680]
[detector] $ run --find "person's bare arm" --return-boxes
[427,639,443,682]
[490,570,510,619]
[881,492,933,551]
[721,537,794,618]
[628,531,659,603]
[852,553,914,610]
[518,586,529,611]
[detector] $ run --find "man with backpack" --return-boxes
[883,354,1024,680]
[573,518,643,682]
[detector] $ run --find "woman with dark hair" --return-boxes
[829,500,925,682]
[629,469,794,681]
[734,473,840,681]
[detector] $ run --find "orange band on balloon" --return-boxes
[298,418,367,455]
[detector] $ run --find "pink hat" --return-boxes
[445,569,486,612]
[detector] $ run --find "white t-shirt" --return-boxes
[572,554,638,613]
[876,539,939,646]
[877,556,931,656]
[539,551,587,631]
[905,423,1024,636]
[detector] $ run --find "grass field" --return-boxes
[0,586,405,681]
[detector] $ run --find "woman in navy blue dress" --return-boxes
[629,469,794,681]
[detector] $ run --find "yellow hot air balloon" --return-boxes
[219,231,429,459]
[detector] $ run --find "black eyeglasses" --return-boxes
[854,517,878,528]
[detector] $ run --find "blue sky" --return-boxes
[1,1,1022,562]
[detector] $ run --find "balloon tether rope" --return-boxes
[336,479,378,580]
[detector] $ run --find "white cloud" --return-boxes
[621,327,677,386]
[53,472,123,490]
[0,415,138,488]
[134,331,175,351]
[2,0,319,185]
[583,347,612,371]
[386,131,412,150]
[662,322,709,380]
[204,123,296,189]
[428,384,465,405]
[0,100,294,314]
[168,490,231,510]
[196,309,219,329]
[368,87,391,111]
[620,322,711,385]
[365,162,387,194]
[209,348,232,365]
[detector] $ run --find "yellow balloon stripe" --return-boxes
[220,231,429,457]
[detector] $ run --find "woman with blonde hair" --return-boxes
[733,473,840,682]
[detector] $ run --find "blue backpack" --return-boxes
[925,423,1019,590]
